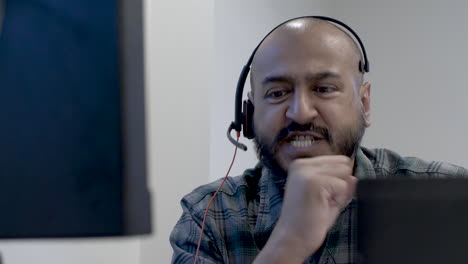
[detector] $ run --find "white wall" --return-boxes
[330,0,468,167]
[0,239,140,264]
[139,0,214,263]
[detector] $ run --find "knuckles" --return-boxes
[288,155,352,172]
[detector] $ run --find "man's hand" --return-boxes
[254,155,357,264]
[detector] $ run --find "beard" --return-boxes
[253,115,366,184]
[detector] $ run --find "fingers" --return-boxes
[287,155,358,204]
[289,155,354,180]
[346,175,358,197]
[290,155,352,170]
[326,175,358,208]
[311,155,352,165]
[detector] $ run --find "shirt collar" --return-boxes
[354,146,377,180]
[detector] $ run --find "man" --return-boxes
[170,17,468,264]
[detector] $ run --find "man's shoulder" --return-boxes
[180,165,262,214]
[362,147,468,178]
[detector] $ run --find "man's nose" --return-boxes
[285,92,318,124]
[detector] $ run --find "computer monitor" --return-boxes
[357,178,468,264]
[0,0,151,238]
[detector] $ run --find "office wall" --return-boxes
[329,0,468,167]
[139,0,214,263]
[0,239,140,264]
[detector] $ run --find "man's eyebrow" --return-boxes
[305,72,341,82]
[261,72,341,86]
[261,75,294,86]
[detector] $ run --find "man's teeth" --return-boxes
[290,136,315,148]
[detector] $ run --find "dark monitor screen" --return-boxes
[357,179,468,264]
[0,0,151,238]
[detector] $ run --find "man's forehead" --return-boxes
[250,18,362,87]
[256,20,357,61]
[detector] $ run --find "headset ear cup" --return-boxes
[242,99,255,139]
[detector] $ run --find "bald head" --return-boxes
[250,17,364,94]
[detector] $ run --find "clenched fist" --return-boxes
[254,155,357,264]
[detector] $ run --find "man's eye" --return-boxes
[266,89,290,99]
[315,86,336,94]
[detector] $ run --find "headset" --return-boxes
[227,16,370,151]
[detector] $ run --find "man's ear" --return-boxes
[359,82,371,127]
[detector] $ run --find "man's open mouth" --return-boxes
[284,132,325,148]
[289,135,317,148]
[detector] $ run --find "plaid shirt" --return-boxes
[170,147,468,264]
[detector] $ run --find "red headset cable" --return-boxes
[193,132,241,264]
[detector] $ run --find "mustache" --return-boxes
[274,122,331,143]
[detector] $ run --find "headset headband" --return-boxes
[228,16,370,151]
